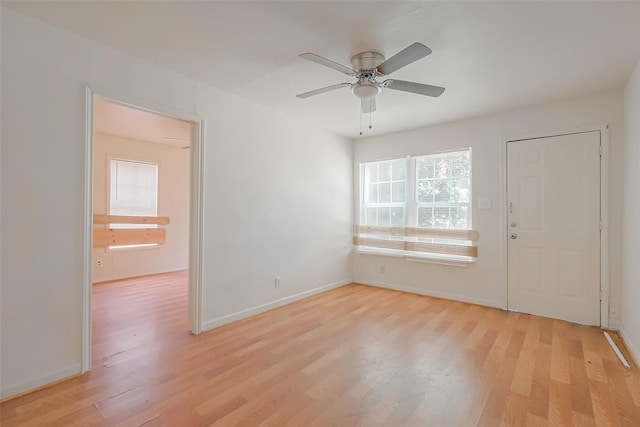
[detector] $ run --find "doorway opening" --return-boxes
[82,90,204,372]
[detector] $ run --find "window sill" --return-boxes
[106,244,160,253]
[356,247,475,267]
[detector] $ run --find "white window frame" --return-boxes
[360,157,410,227]
[106,156,160,252]
[411,150,472,230]
[357,148,473,264]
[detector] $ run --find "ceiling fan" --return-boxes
[296,42,445,114]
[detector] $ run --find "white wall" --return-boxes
[621,60,640,363]
[354,91,624,320]
[0,8,353,398]
[92,133,190,282]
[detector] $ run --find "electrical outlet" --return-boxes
[96,260,103,267]
[274,276,281,288]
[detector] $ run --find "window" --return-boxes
[109,158,158,249]
[362,158,407,227]
[356,148,475,261]
[415,150,471,229]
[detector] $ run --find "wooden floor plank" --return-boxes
[1,272,639,426]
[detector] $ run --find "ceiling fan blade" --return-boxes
[361,97,376,113]
[299,53,357,76]
[383,79,445,97]
[377,42,432,75]
[296,83,351,99]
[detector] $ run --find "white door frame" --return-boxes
[82,86,205,372]
[502,124,609,328]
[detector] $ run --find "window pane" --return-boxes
[417,158,434,179]
[418,207,433,228]
[390,207,404,226]
[434,180,452,203]
[379,182,391,203]
[366,207,377,224]
[416,179,434,203]
[378,207,390,225]
[450,206,469,229]
[364,163,378,183]
[391,181,405,203]
[451,151,470,176]
[379,162,391,181]
[456,178,470,202]
[365,183,378,203]
[392,160,406,180]
[434,207,450,228]
[435,156,450,178]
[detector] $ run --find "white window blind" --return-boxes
[109,159,158,248]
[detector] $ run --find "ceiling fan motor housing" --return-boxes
[350,51,385,71]
[350,52,385,99]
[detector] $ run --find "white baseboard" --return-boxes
[201,280,351,332]
[608,316,621,331]
[619,327,640,367]
[93,267,187,285]
[358,280,504,310]
[0,363,81,400]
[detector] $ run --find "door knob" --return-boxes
[510,233,517,239]
[510,222,517,228]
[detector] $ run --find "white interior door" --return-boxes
[507,131,601,325]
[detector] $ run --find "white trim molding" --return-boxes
[202,280,350,332]
[620,327,640,367]
[0,363,81,400]
[360,280,503,310]
[188,119,205,334]
[82,87,94,373]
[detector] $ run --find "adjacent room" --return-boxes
[91,98,192,368]
[2,1,640,425]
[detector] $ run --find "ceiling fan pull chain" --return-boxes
[369,100,373,129]
[359,109,363,135]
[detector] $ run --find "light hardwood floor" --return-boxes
[1,271,639,426]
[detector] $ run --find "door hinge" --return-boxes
[599,145,603,157]
[600,219,603,230]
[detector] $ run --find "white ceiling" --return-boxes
[6,1,640,138]
[94,98,191,148]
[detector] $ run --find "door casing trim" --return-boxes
[82,86,205,372]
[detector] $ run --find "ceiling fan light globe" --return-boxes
[352,83,381,100]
